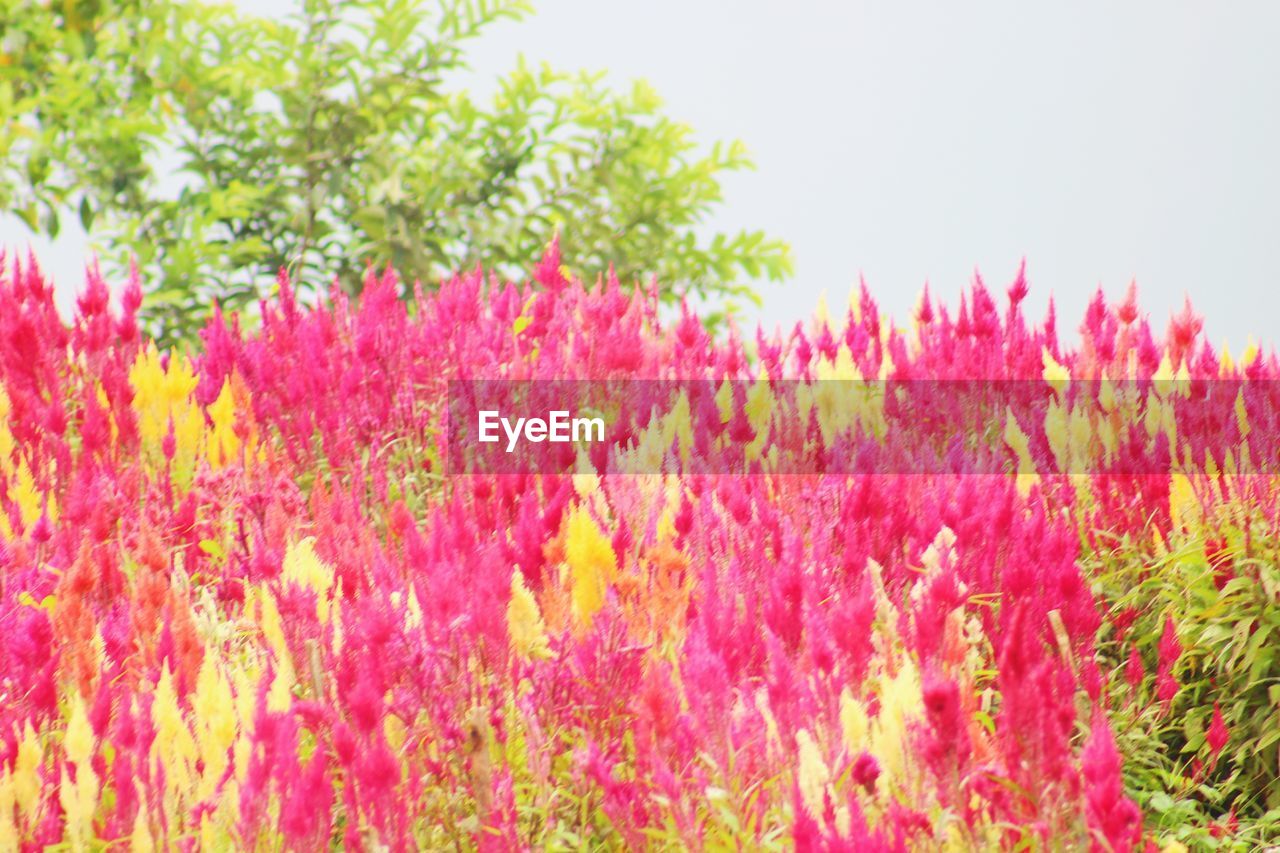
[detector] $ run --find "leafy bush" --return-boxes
[0,0,791,342]
[1095,519,1280,847]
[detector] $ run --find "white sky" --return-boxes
[4,1,1278,349]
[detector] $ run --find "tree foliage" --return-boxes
[0,0,791,342]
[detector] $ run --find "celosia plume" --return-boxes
[0,243,1261,847]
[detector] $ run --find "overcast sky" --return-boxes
[4,1,1278,349]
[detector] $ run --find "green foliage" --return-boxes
[0,0,167,234]
[0,0,791,343]
[1091,512,1280,847]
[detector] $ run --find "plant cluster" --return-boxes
[0,244,1273,849]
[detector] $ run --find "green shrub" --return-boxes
[0,0,791,342]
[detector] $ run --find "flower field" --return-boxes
[0,243,1277,850]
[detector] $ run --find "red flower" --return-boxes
[1206,702,1229,757]
[1155,618,1182,710]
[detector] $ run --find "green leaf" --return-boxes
[78,196,94,230]
[198,539,226,560]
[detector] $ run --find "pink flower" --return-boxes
[1081,712,1143,853]
[1206,702,1229,757]
[1125,644,1144,694]
[1156,617,1182,710]
[852,752,881,793]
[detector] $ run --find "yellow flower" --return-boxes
[1003,409,1031,460]
[654,476,683,543]
[1044,398,1068,468]
[201,812,219,851]
[9,462,54,534]
[1003,410,1039,497]
[662,391,694,464]
[283,537,335,623]
[813,291,832,331]
[153,666,198,800]
[331,585,345,655]
[12,724,41,818]
[59,762,98,850]
[507,570,550,660]
[59,700,101,848]
[63,694,94,767]
[1235,388,1250,440]
[193,655,237,800]
[839,688,869,752]
[715,380,734,425]
[404,588,425,632]
[1098,380,1117,412]
[869,659,922,793]
[1169,473,1199,532]
[807,346,886,443]
[1240,338,1259,368]
[131,811,155,853]
[795,729,830,819]
[754,688,783,756]
[1042,347,1070,394]
[207,379,241,468]
[129,344,205,483]
[0,389,13,478]
[258,588,295,712]
[564,505,615,625]
[572,449,600,498]
[0,774,16,851]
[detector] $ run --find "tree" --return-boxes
[0,0,791,343]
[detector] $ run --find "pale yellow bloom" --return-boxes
[11,724,41,819]
[283,537,335,623]
[1042,347,1070,394]
[131,811,155,853]
[59,762,98,849]
[1240,338,1259,368]
[63,694,94,768]
[868,659,922,793]
[795,729,830,819]
[572,449,600,498]
[839,688,869,753]
[153,666,198,802]
[662,391,694,464]
[1003,410,1039,497]
[193,655,237,800]
[507,570,550,660]
[0,772,17,851]
[260,591,296,713]
[754,689,783,756]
